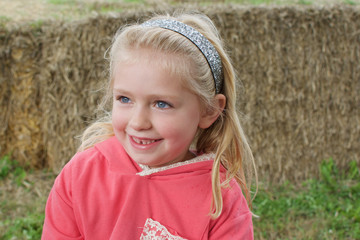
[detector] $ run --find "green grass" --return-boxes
[0,156,53,240]
[344,0,357,4]
[0,16,11,28]
[253,158,360,239]
[0,156,359,239]
[0,155,28,187]
[0,213,44,240]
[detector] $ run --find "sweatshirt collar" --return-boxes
[136,153,215,176]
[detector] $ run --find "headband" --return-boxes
[142,19,223,94]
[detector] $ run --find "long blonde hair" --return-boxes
[79,12,257,219]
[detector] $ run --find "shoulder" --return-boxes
[73,136,123,164]
[64,136,126,169]
[51,138,123,198]
[63,143,107,176]
[53,144,107,191]
[222,179,251,216]
[208,179,254,239]
[59,136,139,181]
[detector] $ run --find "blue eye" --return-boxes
[156,101,170,109]
[118,96,131,103]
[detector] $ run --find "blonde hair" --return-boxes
[79,12,257,219]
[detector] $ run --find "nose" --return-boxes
[128,105,152,131]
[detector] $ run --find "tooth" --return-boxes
[132,137,156,145]
[141,140,155,145]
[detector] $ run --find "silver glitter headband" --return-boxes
[142,19,223,94]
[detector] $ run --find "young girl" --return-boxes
[42,12,257,240]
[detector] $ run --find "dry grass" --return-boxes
[0,171,55,237]
[0,171,55,217]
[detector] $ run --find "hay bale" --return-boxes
[0,28,11,158]
[0,27,44,167]
[213,5,360,182]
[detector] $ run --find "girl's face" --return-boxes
[111,54,210,168]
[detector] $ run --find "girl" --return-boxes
[42,12,257,240]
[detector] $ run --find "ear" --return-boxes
[198,94,226,129]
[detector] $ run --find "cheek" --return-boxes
[112,109,127,131]
[157,115,199,141]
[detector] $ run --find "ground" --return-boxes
[0,0,358,28]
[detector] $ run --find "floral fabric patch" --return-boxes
[140,218,187,240]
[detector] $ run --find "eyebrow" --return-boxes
[112,88,129,94]
[112,88,180,101]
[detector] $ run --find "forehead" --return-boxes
[112,53,192,98]
[113,48,192,83]
[113,60,180,89]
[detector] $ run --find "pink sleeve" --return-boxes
[208,181,254,240]
[42,161,83,240]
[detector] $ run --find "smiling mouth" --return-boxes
[131,136,161,145]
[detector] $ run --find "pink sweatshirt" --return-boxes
[42,136,253,239]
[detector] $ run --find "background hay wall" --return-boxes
[214,6,360,182]
[0,6,359,183]
[0,27,44,168]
